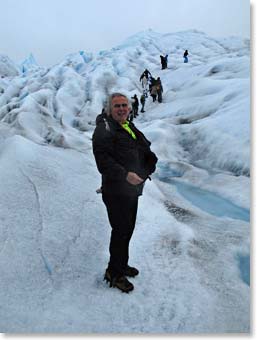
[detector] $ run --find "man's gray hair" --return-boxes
[106,92,130,115]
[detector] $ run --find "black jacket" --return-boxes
[92,115,158,196]
[131,96,139,108]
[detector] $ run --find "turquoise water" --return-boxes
[157,164,250,222]
[170,180,250,222]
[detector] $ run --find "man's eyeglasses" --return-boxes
[113,103,128,108]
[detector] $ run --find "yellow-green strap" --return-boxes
[121,121,137,140]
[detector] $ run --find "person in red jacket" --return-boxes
[92,93,157,293]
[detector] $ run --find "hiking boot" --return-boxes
[104,270,134,293]
[124,265,139,277]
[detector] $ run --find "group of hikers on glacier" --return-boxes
[129,49,189,120]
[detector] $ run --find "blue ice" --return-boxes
[157,164,250,222]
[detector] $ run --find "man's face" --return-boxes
[111,96,130,124]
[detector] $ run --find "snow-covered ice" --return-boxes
[0,29,250,333]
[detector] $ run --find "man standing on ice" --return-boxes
[92,92,157,293]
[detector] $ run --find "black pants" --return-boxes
[102,193,138,277]
[157,91,162,103]
[133,106,138,117]
[151,94,157,102]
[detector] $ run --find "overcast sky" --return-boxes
[1,0,250,67]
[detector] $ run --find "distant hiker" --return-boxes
[160,55,167,69]
[160,55,165,69]
[140,69,151,81]
[184,50,188,58]
[156,77,163,103]
[92,92,158,293]
[149,76,156,93]
[150,84,157,102]
[183,50,189,63]
[140,94,146,112]
[141,75,148,98]
[164,54,168,68]
[131,94,139,118]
